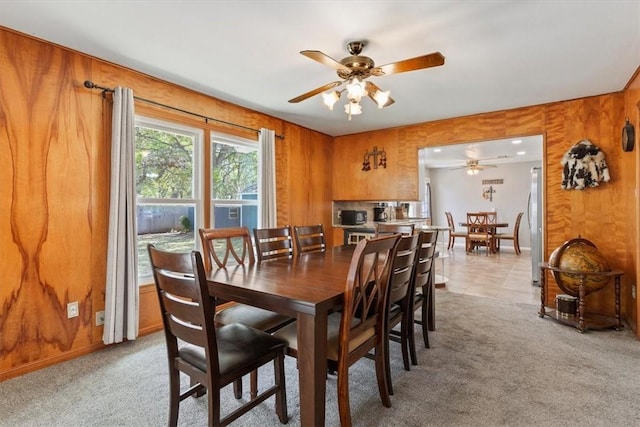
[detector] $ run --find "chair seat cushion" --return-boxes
[215,303,292,332]
[179,323,287,376]
[273,313,375,362]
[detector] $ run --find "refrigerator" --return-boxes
[529,167,543,286]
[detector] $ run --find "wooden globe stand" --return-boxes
[539,263,623,333]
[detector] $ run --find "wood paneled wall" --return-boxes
[0,28,333,380]
[335,90,639,334]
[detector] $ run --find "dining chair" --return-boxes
[198,227,293,398]
[494,212,523,255]
[253,226,294,263]
[375,222,415,237]
[445,211,467,249]
[293,224,326,254]
[409,230,438,357]
[147,244,288,427]
[466,212,494,255]
[273,234,401,427]
[384,233,420,395]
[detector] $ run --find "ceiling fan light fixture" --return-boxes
[373,89,391,108]
[322,90,340,110]
[467,167,479,175]
[346,77,367,102]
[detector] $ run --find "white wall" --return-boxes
[429,160,541,249]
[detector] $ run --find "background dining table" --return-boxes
[206,245,355,426]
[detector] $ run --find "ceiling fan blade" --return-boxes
[373,52,445,75]
[288,81,343,103]
[300,50,352,72]
[365,81,395,108]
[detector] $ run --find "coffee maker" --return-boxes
[373,204,388,222]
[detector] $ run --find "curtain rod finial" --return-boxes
[84,80,95,89]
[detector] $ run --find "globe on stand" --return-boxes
[548,237,611,297]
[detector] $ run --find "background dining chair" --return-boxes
[384,233,420,395]
[445,211,468,250]
[273,234,401,427]
[494,212,523,255]
[147,245,288,427]
[198,227,293,398]
[253,226,294,263]
[375,222,415,237]
[466,212,494,255]
[293,224,326,254]
[409,230,438,356]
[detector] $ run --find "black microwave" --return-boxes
[341,210,367,225]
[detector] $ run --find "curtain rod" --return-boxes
[83,80,284,139]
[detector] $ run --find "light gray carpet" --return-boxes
[2,290,639,426]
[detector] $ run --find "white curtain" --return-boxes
[103,87,139,344]
[258,128,277,227]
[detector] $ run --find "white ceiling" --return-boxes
[1,1,638,139]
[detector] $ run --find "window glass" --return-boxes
[135,118,202,282]
[210,134,258,231]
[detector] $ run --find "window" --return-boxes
[135,117,203,282]
[210,133,258,231]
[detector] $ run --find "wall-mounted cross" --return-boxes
[483,185,496,202]
[362,146,387,171]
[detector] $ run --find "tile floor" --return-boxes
[435,241,541,306]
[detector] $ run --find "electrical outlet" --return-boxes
[67,301,79,319]
[96,310,105,326]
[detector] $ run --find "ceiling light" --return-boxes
[322,91,340,110]
[344,101,362,121]
[467,167,479,175]
[512,139,522,144]
[373,89,391,108]
[346,77,367,102]
[517,151,526,155]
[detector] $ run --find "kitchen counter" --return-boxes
[333,218,431,228]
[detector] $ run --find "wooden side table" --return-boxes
[538,262,623,333]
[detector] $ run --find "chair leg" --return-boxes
[408,311,419,365]
[374,342,392,408]
[514,237,521,255]
[448,235,454,249]
[250,369,258,399]
[337,364,353,427]
[208,388,221,427]
[400,319,410,371]
[233,378,242,399]
[274,352,288,424]
[169,369,180,427]
[384,328,394,396]
[421,298,430,349]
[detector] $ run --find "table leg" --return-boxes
[297,311,328,427]
[538,266,546,317]
[615,275,621,330]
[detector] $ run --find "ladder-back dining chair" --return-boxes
[445,211,467,250]
[385,233,420,395]
[273,234,401,427]
[375,222,415,237]
[147,245,288,427]
[466,212,495,255]
[198,227,293,397]
[293,224,326,254]
[495,212,524,255]
[253,226,294,263]
[409,230,438,356]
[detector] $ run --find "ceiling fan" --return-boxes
[451,159,498,175]
[288,41,445,118]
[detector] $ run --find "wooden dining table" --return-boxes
[206,245,355,426]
